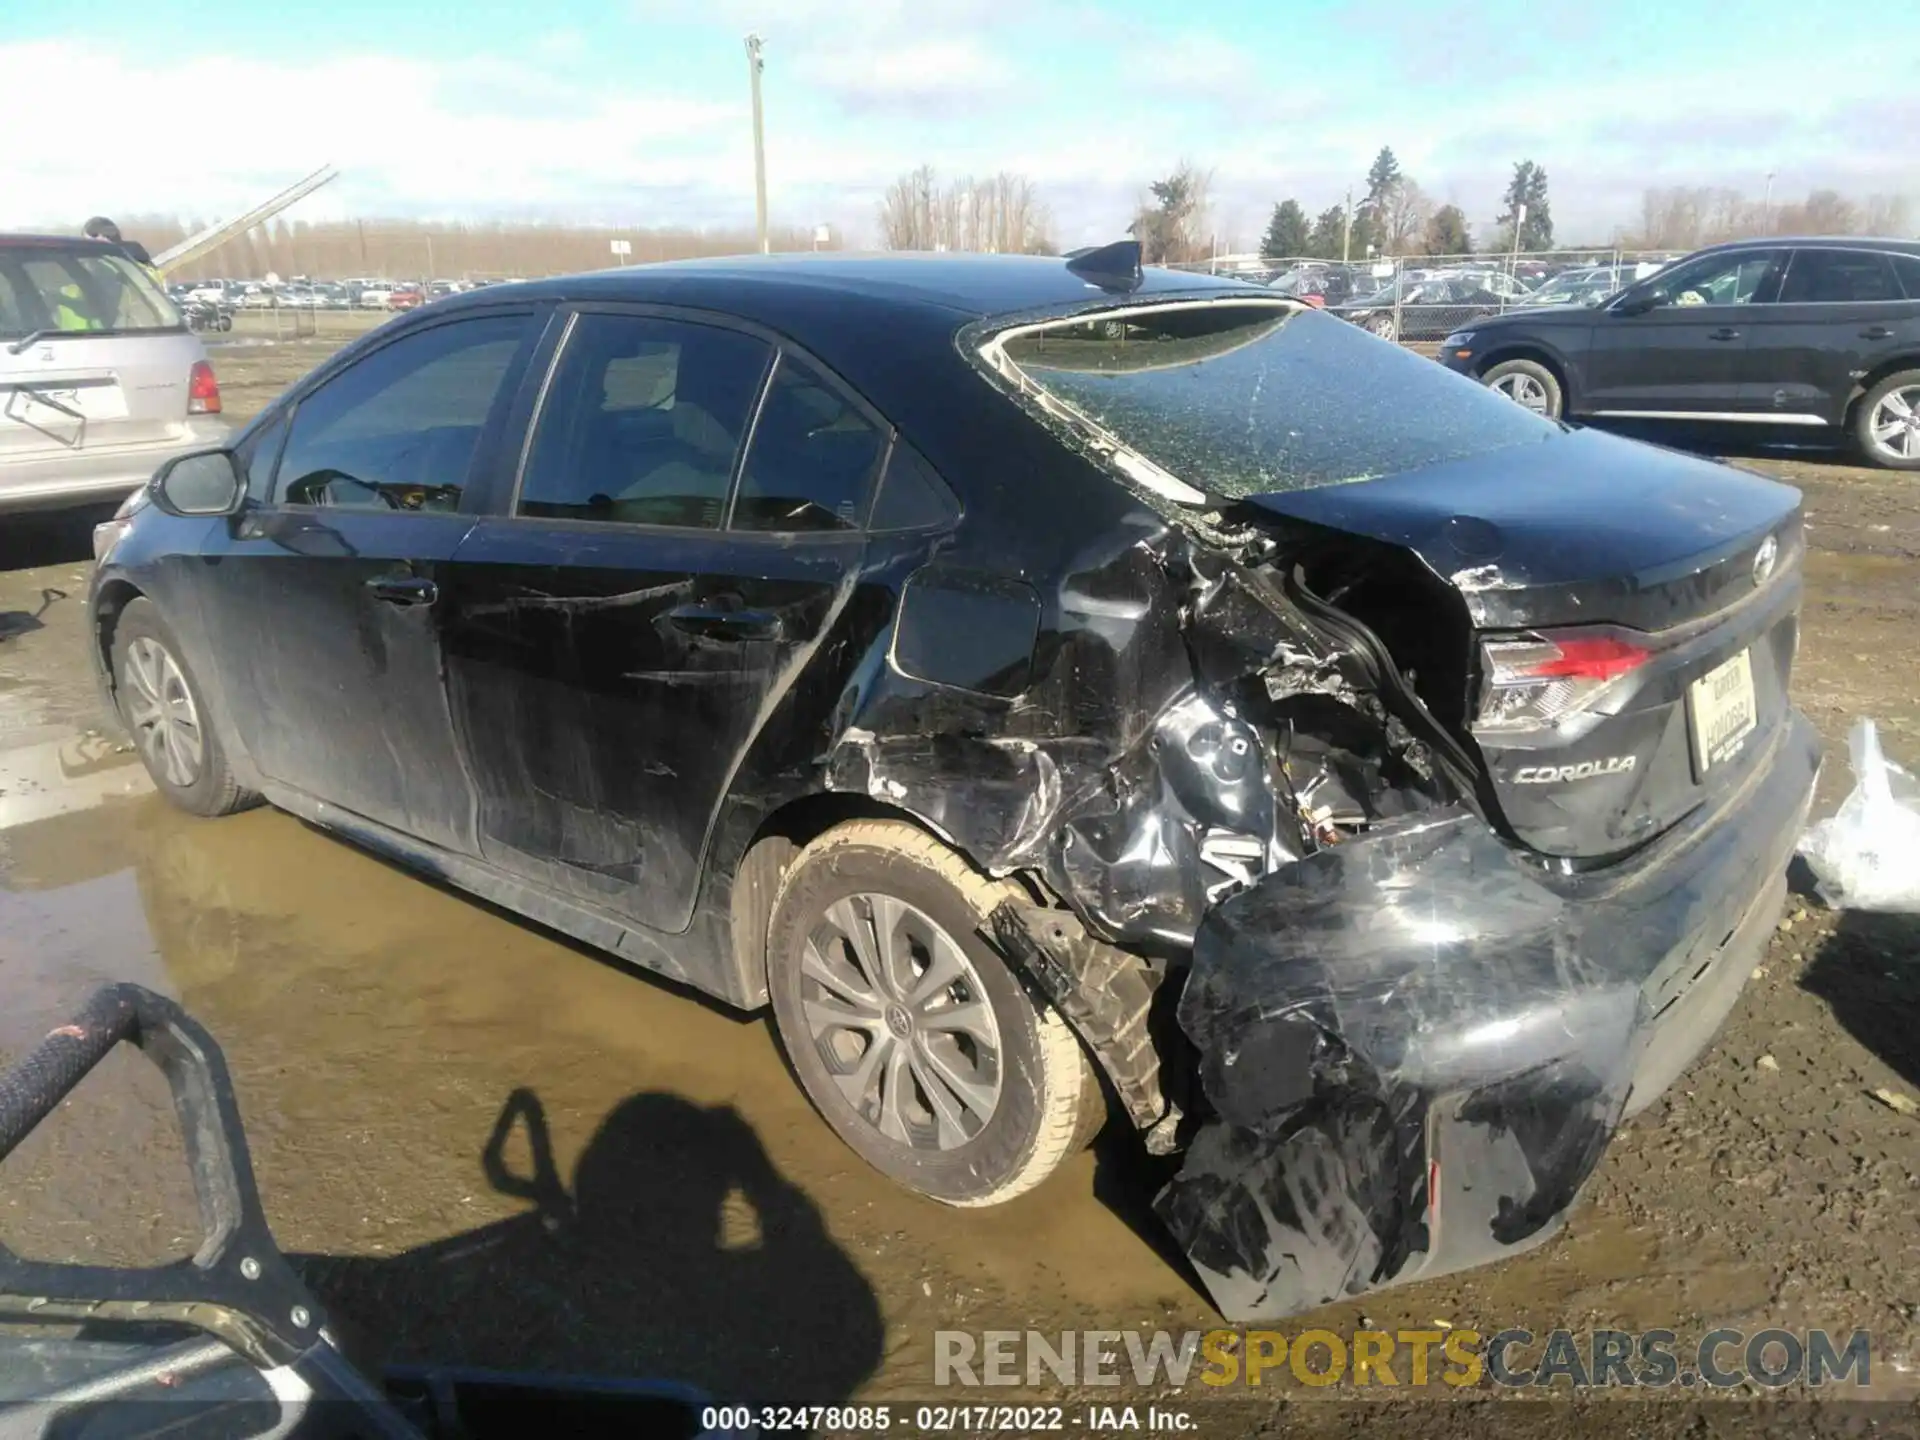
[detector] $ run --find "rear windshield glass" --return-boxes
[0,246,182,340]
[989,301,1555,499]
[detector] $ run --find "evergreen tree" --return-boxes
[1260,199,1310,258]
[1498,160,1554,251]
[1424,204,1472,256]
[1308,204,1347,260]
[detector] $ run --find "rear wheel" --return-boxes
[1364,314,1397,341]
[111,598,258,817]
[1855,370,1920,471]
[1482,358,1564,419]
[766,821,1100,1206]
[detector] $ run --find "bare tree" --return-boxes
[1376,177,1433,256]
[1131,161,1213,264]
[877,167,1053,253]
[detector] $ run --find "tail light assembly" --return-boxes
[188,359,222,414]
[1475,627,1651,734]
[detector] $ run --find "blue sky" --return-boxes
[3,0,1914,247]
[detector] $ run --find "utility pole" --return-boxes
[745,34,769,254]
[1763,171,1776,234]
[1342,187,1353,263]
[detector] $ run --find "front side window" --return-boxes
[986,300,1555,502]
[1652,249,1786,307]
[273,313,528,510]
[0,247,181,338]
[1777,249,1902,304]
[517,313,771,529]
[731,353,886,532]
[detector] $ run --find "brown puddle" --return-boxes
[0,793,1204,1399]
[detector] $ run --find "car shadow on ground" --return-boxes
[300,1087,885,1406]
[1799,907,1920,1090]
[0,504,115,572]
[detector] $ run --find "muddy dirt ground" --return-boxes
[2,336,1918,1436]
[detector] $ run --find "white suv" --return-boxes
[1,236,230,514]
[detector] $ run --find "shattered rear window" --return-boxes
[989,301,1556,500]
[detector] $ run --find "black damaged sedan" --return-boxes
[88,244,1819,1322]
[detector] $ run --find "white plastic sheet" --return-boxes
[1797,719,1920,913]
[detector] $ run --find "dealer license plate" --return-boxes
[1690,648,1757,772]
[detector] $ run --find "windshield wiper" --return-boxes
[5,327,55,355]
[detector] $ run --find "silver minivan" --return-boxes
[1,236,230,514]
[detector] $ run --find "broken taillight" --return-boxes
[187,360,221,414]
[1475,629,1651,733]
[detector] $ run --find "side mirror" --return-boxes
[1613,287,1666,316]
[153,449,244,516]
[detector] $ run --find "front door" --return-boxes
[192,309,539,852]
[1582,248,1787,417]
[440,308,889,934]
[1741,246,1920,425]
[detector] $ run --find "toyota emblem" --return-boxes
[1752,533,1779,586]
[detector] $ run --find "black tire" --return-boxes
[1481,357,1564,419]
[766,821,1099,1206]
[1853,369,1920,471]
[111,598,258,818]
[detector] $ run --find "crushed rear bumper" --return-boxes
[1154,709,1820,1322]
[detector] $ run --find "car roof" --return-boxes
[0,233,122,249]
[437,250,1259,327]
[1698,235,1920,257]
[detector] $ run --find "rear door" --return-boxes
[1582,248,1786,417]
[191,306,541,853]
[439,306,886,934]
[1740,247,1920,424]
[0,244,200,464]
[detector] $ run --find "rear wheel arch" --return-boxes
[1844,352,1920,425]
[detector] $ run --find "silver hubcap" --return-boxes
[1868,386,1920,460]
[123,636,204,788]
[1492,371,1552,414]
[801,893,1003,1151]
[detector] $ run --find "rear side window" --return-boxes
[986,302,1554,501]
[517,313,771,529]
[732,353,886,532]
[1778,249,1903,304]
[1888,254,1920,301]
[0,247,180,338]
[274,313,528,510]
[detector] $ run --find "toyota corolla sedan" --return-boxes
[88,246,1818,1322]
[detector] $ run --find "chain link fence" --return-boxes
[1166,249,1687,346]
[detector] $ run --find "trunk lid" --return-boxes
[1,241,200,461]
[1242,428,1805,860]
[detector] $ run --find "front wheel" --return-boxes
[1482,358,1564,419]
[1364,314,1397,341]
[766,821,1100,1207]
[1855,370,1920,471]
[111,598,258,817]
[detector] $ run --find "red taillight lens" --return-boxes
[1477,629,1652,733]
[188,360,221,414]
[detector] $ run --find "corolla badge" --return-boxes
[1752,533,1779,585]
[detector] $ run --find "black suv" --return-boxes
[1442,237,1920,469]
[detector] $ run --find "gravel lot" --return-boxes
[1,334,1916,1435]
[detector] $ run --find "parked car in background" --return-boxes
[354,282,398,309]
[1329,273,1514,341]
[89,247,1816,1324]
[1267,262,1382,307]
[1511,274,1624,309]
[387,286,426,311]
[1444,237,1920,468]
[1,234,228,513]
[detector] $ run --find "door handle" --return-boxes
[365,574,439,607]
[1707,328,1742,341]
[662,602,781,642]
[1861,325,1894,340]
